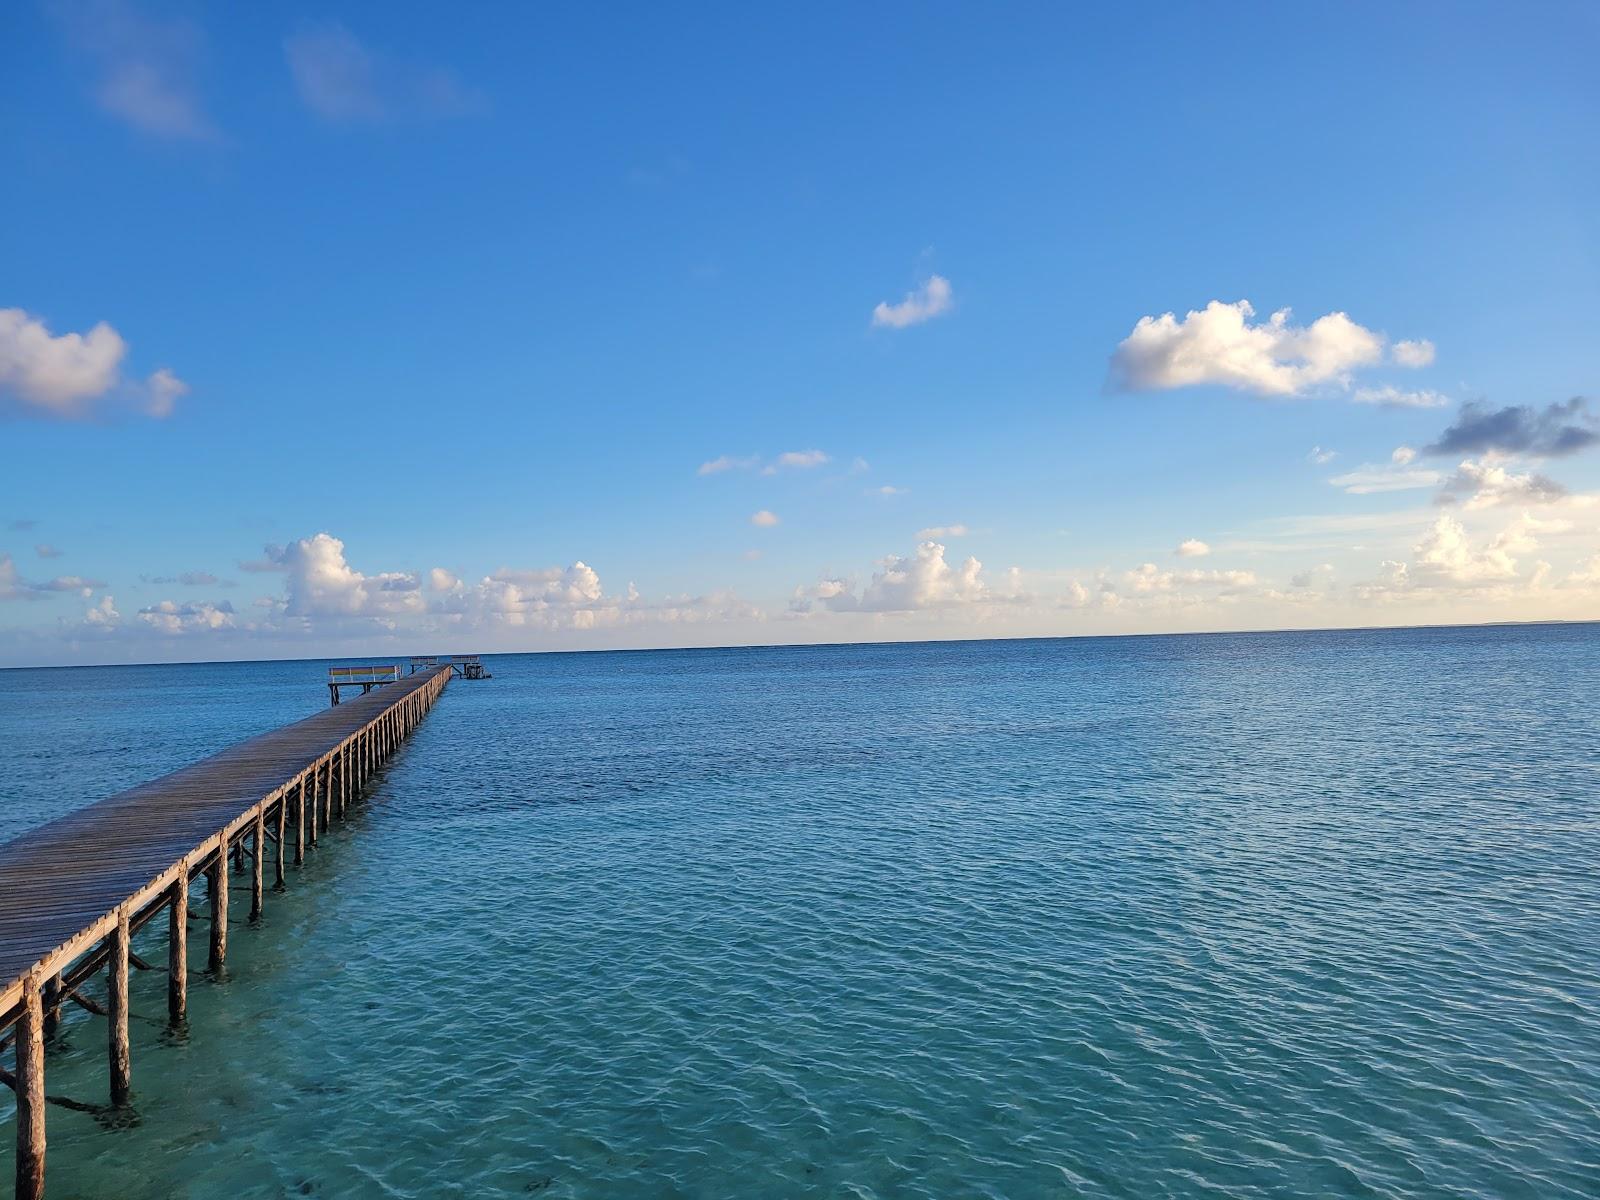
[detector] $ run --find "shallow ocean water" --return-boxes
[2,625,1599,1198]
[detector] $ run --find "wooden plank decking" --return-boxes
[3,662,455,1197]
[0,664,452,1034]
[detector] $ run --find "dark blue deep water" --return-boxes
[2,625,1598,1197]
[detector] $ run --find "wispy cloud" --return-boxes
[1352,384,1449,409]
[0,554,109,600]
[1391,339,1436,367]
[872,275,953,329]
[750,510,780,527]
[697,454,760,476]
[917,524,969,539]
[53,0,218,141]
[1329,454,1443,494]
[285,23,485,124]
[770,449,829,470]
[699,450,831,476]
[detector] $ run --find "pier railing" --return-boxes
[0,664,453,1200]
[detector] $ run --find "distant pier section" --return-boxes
[327,655,490,706]
[0,663,456,1200]
[409,654,491,680]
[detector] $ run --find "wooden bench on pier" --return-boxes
[327,663,401,706]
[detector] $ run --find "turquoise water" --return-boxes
[2,626,1599,1197]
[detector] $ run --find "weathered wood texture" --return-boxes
[14,973,44,1200]
[108,908,130,1106]
[167,874,187,1024]
[0,665,450,1034]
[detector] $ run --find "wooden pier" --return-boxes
[0,664,453,1200]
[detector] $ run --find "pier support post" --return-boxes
[110,905,131,1106]
[249,808,264,921]
[16,970,45,1200]
[274,796,286,888]
[169,872,188,1023]
[41,975,61,1042]
[209,834,228,974]
[294,777,305,864]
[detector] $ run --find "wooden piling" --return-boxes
[209,834,228,973]
[249,808,264,921]
[15,970,45,1200]
[168,872,187,1023]
[40,975,60,1042]
[109,906,131,1106]
[274,795,286,888]
[293,777,305,864]
[308,769,320,848]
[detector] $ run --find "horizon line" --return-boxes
[3,615,1593,673]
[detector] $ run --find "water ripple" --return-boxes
[2,626,1599,1197]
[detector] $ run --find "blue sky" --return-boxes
[3,1,1598,665]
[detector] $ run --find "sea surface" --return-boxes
[2,625,1598,1198]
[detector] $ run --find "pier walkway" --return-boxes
[0,664,453,1199]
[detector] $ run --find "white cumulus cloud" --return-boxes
[1109,299,1402,397]
[790,541,1018,615]
[138,598,235,634]
[1438,459,1567,511]
[269,532,423,620]
[0,308,185,420]
[83,594,120,628]
[871,275,953,329]
[1176,539,1211,558]
[1414,514,1539,584]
